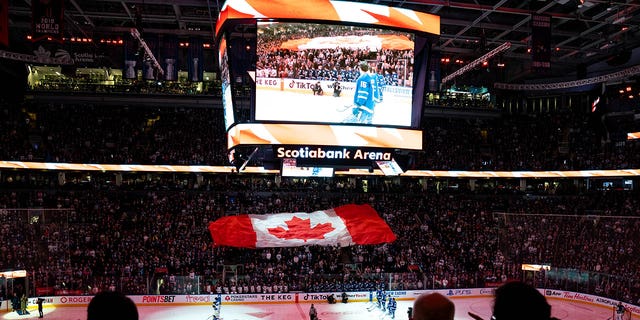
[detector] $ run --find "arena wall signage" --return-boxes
[274,146,394,167]
[227,123,423,151]
[18,289,639,319]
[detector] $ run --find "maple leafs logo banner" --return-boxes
[208,204,396,248]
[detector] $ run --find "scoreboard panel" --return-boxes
[216,0,440,174]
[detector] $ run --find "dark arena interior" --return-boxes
[1,0,640,319]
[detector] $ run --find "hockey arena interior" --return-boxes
[1,0,640,319]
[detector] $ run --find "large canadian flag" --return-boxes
[208,204,396,248]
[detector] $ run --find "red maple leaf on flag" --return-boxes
[267,216,335,242]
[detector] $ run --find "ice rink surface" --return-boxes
[6,296,626,320]
[255,87,413,127]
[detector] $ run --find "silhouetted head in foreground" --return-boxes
[492,281,552,320]
[87,291,138,320]
[412,292,455,320]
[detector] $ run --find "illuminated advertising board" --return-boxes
[227,123,422,150]
[281,158,334,177]
[274,145,395,167]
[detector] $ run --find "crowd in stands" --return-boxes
[0,173,638,306]
[0,103,228,165]
[419,112,639,171]
[30,80,221,96]
[1,101,638,170]
[28,67,222,96]
[0,89,639,308]
[426,95,494,109]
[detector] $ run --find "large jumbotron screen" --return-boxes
[217,0,440,151]
[255,22,415,127]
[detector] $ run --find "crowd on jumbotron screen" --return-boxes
[256,23,414,87]
[0,97,639,307]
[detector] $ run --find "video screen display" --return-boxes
[218,36,235,130]
[376,159,404,176]
[281,158,334,177]
[255,22,415,127]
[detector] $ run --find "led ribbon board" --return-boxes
[227,123,423,150]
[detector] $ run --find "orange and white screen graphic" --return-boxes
[216,0,440,36]
[227,123,423,150]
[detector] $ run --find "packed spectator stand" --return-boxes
[0,93,639,308]
[1,101,638,170]
[0,173,638,305]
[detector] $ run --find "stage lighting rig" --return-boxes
[442,42,511,84]
[130,28,164,78]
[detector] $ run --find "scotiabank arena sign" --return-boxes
[274,145,394,167]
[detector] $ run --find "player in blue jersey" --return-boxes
[351,62,379,124]
[211,294,221,320]
[388,297,397,319]
[382,292,387,311]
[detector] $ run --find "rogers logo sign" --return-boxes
[60,296,92,304]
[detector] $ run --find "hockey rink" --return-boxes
[7,296,627,320]
[254,83,413,127]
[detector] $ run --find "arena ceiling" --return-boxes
[7,0,640,83]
